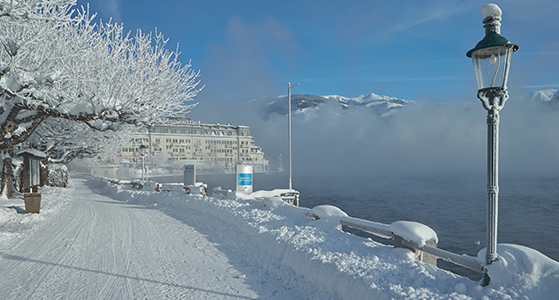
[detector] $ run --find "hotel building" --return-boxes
[117,118,269,172]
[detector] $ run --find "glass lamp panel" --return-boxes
[471,46,513,90]
[31,160,39,186]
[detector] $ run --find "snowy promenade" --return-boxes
[2,177,559,299]
[0,178,306,299]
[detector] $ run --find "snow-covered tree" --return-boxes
[0,0,202,195]
[28,118,138,164]
[26,117,139,186]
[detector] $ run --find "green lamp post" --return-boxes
[466,3,518,286]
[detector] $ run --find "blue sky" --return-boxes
[75,0,559,103]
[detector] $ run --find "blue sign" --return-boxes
[237,173,253,186]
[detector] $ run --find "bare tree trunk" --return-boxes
[1,156,13,199]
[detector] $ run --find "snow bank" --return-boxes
[389,221,438,247]
[247,189,295,200]
[85,178,559,299]
[0,185,72,247]
[480,244,559,299]
[313,205,348,219]
[4,178,558,299]
[312,205,348,230]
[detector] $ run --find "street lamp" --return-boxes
[466,3,518,285]
[139,144,147,182]
[97,155,101,177]
[288,82,300,191]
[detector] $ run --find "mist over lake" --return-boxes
[187,90,559,279]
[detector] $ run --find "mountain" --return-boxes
[323,93,410,116]
[260,94,326,117]
[251,89,559,120]
[524,89,559,102]
[257,92,412,119]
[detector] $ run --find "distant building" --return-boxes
[117,118,269,172]
[91,164,119,178]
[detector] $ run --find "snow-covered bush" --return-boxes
[47,164,68,188]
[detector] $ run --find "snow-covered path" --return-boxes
[0,178,298,299]
[3,177,559,299]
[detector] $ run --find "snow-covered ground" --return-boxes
[1,177,558,299]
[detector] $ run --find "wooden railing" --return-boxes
[278,203,484,273]
[339,215,483,272]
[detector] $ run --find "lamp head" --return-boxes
[139,144,147,155]
[467,4,518,90]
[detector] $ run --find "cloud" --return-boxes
[336,0,470,44]
[193,93,559,181]
[522,83,559,89]
[389,1,467,35]
[286,100,487,178]
[199,16,298,102]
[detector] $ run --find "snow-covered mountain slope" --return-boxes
[254,88,559,120]
[257,92,412,119]
[323,93,410,116]
[523,88,559,103]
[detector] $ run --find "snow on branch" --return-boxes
[28,117,139,163]
[0,0,202,151]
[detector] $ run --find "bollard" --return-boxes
[184,164,196,186]
[236,165,253,194]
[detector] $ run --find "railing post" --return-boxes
[319,207,482,273]
[394,235,438,267]
[420,239,438,266]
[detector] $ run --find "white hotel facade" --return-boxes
[117,118,269,172]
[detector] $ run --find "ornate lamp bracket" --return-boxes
[477,87,509,112]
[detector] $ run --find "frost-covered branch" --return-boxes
[0,0,202,152]
[28,118,139,164]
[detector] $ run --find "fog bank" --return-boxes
[189,95,559,179]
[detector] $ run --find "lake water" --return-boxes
[170,172,559,281]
